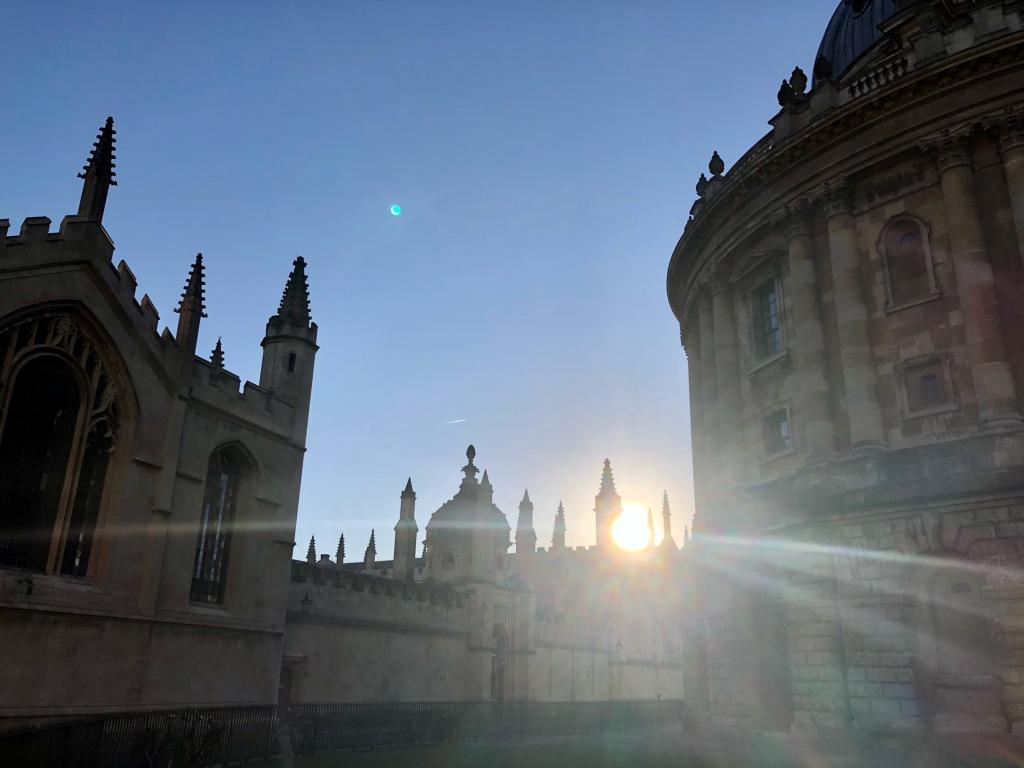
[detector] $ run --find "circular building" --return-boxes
[668,1,1024,735]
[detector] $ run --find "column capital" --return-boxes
[709,262,732,296]
[985,107,1024,156]
[821,179,853,220]
[920,127,976,173]
[783,199,812,239]
[681,323,699,359]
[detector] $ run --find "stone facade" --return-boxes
[283,448,688,704]
[0,119,316,723]
[668,0,1024,735]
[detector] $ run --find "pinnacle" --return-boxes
[78,116,117,186]
[481,469,491,487]
[276,256,312,326]
[403,477,414,494]
[367,529,377,555]
[336,533,345,564]
[306,535,316,564]
[662,491,671,516]
[599,458,617,496]
[521,489,532,505]
[176,253,207,317]
[210,337,225,369]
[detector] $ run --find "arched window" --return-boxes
[930,570,993,677]
[881,218,935,307]
[491,623,508,702]
[0,357,82,571]
[190,449,242,604]
[0,312,124,577]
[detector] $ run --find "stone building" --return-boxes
[283,447,688,704]
[0,118,317,723]
[668,0,1024,735]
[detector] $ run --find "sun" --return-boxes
[611,503,650,551]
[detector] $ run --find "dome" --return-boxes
[814,0,902,85]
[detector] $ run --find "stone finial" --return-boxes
[274,256,312,327]
[210,338,225,370]
[790,66,807,96]
[367,529,376,555]
[77,116,117,222]
[336,533,346,564]
[696,173,709,198]
[176,253,207,318]
[364,529,377,569]
[306,535,316,564]
[462,444,479,481]
[708,151,725,177]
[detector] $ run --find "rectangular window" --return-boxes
[753,280,783,359]
[904,360,951,415]
[762,409,791,457]
[287,352,297,373]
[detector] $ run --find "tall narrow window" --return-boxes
[753,280,783,359]
[60,423,113,576]
[190,450,241,604]
[0,357,82,571]
[884,219,932,306]
[762,408,792,457]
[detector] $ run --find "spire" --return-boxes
[210,338,225,370]
[336,533,345,564]
[647,508,656,549]
[364,529,377,569]
[552,502,567,550]
[402,477,415,498]
[274,256,312,327]
[659,491,677,551]
[174,253,206,357]
[77,116,117,222]
[306,535,316,564]
[367,529,377,555]
[599,459,617,496]
[516,489,537,555]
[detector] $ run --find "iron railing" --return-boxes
[0,699,685,767]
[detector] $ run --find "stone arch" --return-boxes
[876,214,938,307]
[0,304,137,578]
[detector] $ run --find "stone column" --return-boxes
[711,274,742,490]
[823,182,887,451]
[931,130,1022,427]
[785,204,836,461]
[682,322,705,524]
[993,110,1024,266]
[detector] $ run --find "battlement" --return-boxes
[291,560,464,609]
[189,355,296,436]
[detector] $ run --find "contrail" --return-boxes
[445,418,468,424]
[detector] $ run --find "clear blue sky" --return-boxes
[1,0,832,558]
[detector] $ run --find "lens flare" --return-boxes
[612,503,650,551]
[390,204,402,216]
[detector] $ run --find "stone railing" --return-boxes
[846,55,911,100]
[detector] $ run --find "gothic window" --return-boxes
[0,313,122,577]
[762,408,792,457]
[491,623,508,702]
[881,217,936,307]
[752,279,783,359]
[190,450,242,604]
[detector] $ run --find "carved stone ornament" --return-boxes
[821,179,854,220]
[0,312,121,451]
[861,162,927,204]
[920,126,976,173]
[783,199,812,239]
[986,107,1024,156]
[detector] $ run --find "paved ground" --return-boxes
[252,725,1024,768]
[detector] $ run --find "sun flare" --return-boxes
[611,503,651,551]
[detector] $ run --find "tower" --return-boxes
[393,478,418,582]
[77,116,116,224]
[515,490,537,555]
[552,502,567,550]
[174,253,206,372]
[594,459,622,551]
[259,257,318,444]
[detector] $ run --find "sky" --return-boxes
[0,0,834,559]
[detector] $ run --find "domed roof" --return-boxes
[814,0,902,86]
[426,445,510,532]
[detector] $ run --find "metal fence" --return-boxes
[0,699,685,767]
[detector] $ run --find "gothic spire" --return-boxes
[517,490,535,529]
[275,256,312,327]
[336,533,345,564]
[599,458,617,496]
[659,491,677,551]
[176,253,207,318]
[210,338,225,370]
[77,116,117,222]
[306,535,316,564]
[552,502,567,550]
[367,529,377,556]
[402,477,415,498]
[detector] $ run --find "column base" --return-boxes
[979,414,1024,431]
[849,441,889,456]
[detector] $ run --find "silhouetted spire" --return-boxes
[210,338,225,370]
[336,533,345,564]
[364,529,377,569]
[77,116,117,222]
[275,256,312,327]
[402,477,415,498]
[599,459,616,496]
[306,535,316,564]
[552,502,567,550]
[516,489,537,554]
[368,529,376,555]
[659,491,677,552]
[174,253,206,357]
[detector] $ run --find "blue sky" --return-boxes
[1,0,833,558]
